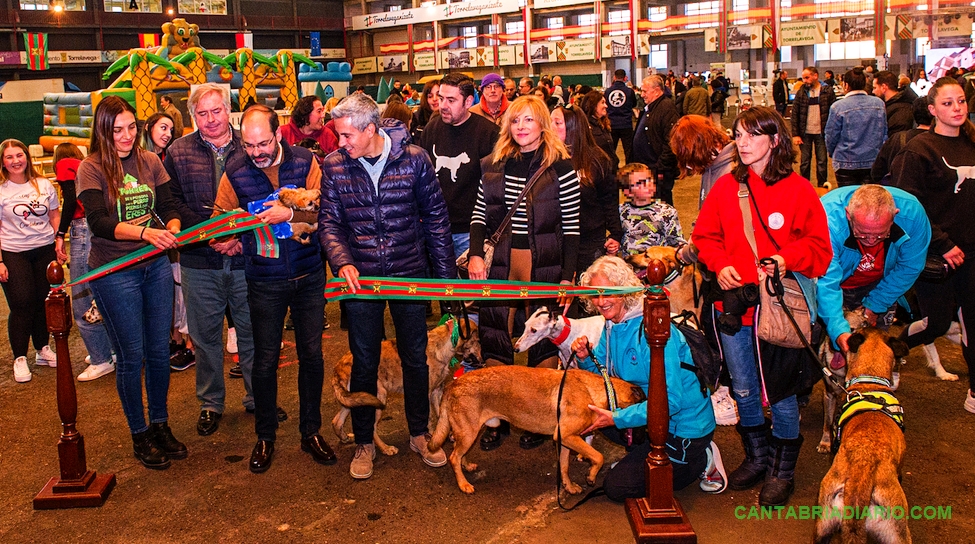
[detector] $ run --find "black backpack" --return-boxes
[672,310,722,394]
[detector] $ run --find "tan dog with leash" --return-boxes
[428,366,646,494]
[815,328,911,544]
[625,245,705,319]
[331,318,480,455]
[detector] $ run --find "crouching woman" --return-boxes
[570,256,724,501]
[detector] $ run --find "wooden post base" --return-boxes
[33,472,116,510]
[625,496,697,544]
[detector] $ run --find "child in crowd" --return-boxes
[618,163,685,258]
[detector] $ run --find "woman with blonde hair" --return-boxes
[0,139,63,383]
[670,114,734,208]
[468,95,582,450]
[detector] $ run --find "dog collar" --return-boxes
[845,375,892,389]
[635,267,680,286]
[550,318,571,346]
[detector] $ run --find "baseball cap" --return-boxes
[480,73,504,89]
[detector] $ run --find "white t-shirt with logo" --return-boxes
[0,177,59,252]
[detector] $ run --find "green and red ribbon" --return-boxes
[323,277,644,301]
[66,210,275,287]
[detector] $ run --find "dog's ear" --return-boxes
[885,336,910,360]
[847,332,866,353]
[631,386,646,403]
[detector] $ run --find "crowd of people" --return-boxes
[1,66,972,511]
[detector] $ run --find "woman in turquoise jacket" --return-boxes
[571,256,724,501]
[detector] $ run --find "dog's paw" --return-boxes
[341,433,355,444]
[378,445,399,456]
[816,440,832,454]
[935,370,960,381]
[564,482,583,495]
[462,461,478,472]
[458,481,475,494]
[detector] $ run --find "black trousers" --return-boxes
[0,244,55,358]
[600,426,712,502]
[834,168,871,187]
[611,126,634,164]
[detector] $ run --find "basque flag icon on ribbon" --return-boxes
[24,32,49,71]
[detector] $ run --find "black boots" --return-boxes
[151,421,188,459]
[132,430,171,470]
[759,435,803,506]
[728,420,770,490]
[480,420,510,451]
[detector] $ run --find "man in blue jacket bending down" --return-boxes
[319,93,457,481]
[817,185,931,382]
[570,256,725,502]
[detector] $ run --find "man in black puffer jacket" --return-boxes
[319,93,455,481]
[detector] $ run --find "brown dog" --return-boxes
[625,245,704,318]
[276,187,320,244]
[817,310,870,454]
[428,366,646,494]
[331,319,480,455]
[815,328,911,544]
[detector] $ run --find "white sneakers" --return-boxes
[699,441,728,493]
[350,443,376,479]
[409,433,447,468]
[78,357,116,382]
[226,327,238,354]
[711,386,739,426]
[34,345,57,367]
[13,356,31,383]
[965,390,975,415]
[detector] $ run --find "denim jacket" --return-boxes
[825,91,888,170]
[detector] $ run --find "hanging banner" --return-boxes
[471,47,495,66]
[496,45,523,66]
[704,28,718,53]
[352,5,439,31]
[139,34,159,49]
[413,51,436,71]
[21,50,102,66]
[379,54,407,72]
[727,25,763,50]
[602,36,634,58]
[779,21,827,47]
[440,49,474,69]
[551,39,595,62]
[352,56,378,74]
[534,0,593,8]
[24,32,49,71]
[829,17,876,43]
[933,13,975,38]
[439,0,520,20]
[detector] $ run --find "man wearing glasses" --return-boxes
[211,104,337,474]
[166,83,266,439]
[817,185,930,365]
[469,73,509,126]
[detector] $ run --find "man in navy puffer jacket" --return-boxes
[319,93,455,480]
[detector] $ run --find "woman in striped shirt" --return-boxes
[467,95,582,451]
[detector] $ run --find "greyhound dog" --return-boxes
[514,307,604,367]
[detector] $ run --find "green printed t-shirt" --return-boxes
[76,149,170,268]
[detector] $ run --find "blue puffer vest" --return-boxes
[224,142,323,282]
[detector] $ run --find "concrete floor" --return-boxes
[1,170,973,543]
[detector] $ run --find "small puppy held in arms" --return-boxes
[331,319,480,456]
[514,307,605,367]
[428,366,646,495]
[815,328,911,544]
[624,245,704,319]
[276,187,320,244]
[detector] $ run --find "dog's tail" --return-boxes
[840,474,874,542]
[428,390,453,451]
[331,359,385,409]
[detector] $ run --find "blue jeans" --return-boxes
[182,261,255,413]
[346,299,430,444]
[90,257,174,434]
[452,233,470,260]
[247,268,325,442]
[69,219,115,365]
[718,321,800,439]
[799,133,828,187]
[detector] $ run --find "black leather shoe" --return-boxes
[249,440,274,473]
[133,430,170,470]
[150,422,188,460]
[228,364,243,379]
[245,406,289,422]
[301,434,338,465]
[480,420,510,451]
[197,410,222,436]
[519,431,548,450]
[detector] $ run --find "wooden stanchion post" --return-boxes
[33,262,116,509]
[625,259,696,543]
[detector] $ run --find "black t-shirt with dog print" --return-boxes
[419,112,500,234]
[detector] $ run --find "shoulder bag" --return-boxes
[456,165,547,275]
[738,182,813,349]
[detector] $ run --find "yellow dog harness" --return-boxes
[832,376,905,453]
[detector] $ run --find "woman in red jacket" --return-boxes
[692,107,831,507]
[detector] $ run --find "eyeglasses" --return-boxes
[241,136,276,151]
[851,225,891,242]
